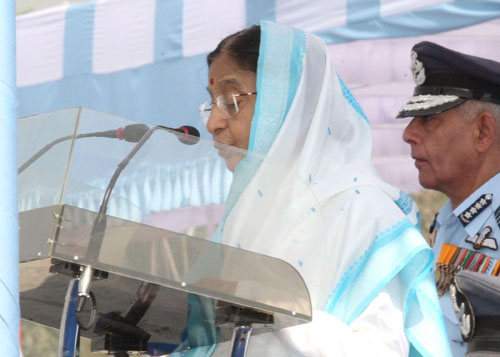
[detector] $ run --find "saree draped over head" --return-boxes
[207,21,451,356]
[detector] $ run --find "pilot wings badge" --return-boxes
[465,226,498,251]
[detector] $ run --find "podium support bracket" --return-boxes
[230,325,252,357]
[58,278,80,357]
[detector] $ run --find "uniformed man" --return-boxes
[397,41,500,356]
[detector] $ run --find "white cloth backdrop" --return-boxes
[16,0,500,193]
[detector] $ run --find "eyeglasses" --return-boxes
[199,92,257,125]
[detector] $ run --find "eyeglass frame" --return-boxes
[199,92,257,125]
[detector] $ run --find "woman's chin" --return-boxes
[216,145,245,172]
[224,154,242,172]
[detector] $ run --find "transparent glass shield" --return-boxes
[17,108,144,262]
[19,108,327,352]
[18,108,80,261]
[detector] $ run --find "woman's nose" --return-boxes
[206,107,227,135]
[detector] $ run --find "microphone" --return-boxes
[93,123,150,143]
[18,124,200,174]
[90,124,200,144]
[80,123,200,329]
[165,125,200,145]
[87,124,200,260]
[18,124,149,174]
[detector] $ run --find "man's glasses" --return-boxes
[199,92,257,125]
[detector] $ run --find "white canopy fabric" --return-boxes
[15,0,500,192]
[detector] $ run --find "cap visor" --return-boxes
[397,95,466,118]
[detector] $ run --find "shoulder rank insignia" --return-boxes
[465,226,498,251]
[458,194,493,226]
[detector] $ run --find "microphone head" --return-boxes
[177,125,200,145]
[121,124,150,142]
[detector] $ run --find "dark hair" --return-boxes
[207,25,261,73]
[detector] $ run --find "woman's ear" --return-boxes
[474,111,498,153]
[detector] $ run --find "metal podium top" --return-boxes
[18,108,326,352]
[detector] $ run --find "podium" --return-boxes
[18,108,319,356]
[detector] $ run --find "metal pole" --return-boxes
[58,279,80,357]
[0,1,20,355]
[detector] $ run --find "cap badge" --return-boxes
[411,51,426,86]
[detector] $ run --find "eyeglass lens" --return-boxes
[200,93,239,124]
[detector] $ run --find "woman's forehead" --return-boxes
[206,78,244,97]
[208,64,256,97]
[209,53,255,82]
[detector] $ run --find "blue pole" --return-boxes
[0,1,20,356]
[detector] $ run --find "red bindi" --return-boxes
[210,78,214,85]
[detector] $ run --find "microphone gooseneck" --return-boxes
[18,124,149,174]
[73,123,200,332]
[86,124,200,261]
[18,123,200,175]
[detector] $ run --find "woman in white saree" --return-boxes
[190,21,451,356]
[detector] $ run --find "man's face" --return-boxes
[402,108,477,193]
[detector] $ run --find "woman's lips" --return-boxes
[214,143,230,155]
[218,147,228,158]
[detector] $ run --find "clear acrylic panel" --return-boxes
[18,108,80,211]
[19,108,326,353]
[18,108,80,261]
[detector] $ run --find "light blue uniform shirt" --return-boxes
[433,172,500,356]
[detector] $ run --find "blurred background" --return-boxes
[17,0,87,15]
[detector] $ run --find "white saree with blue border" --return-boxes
[180,21,451,356]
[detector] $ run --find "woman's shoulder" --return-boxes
[329,185,411,214]
[321,184,420,235]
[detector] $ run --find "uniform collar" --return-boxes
[436,200,452,227]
